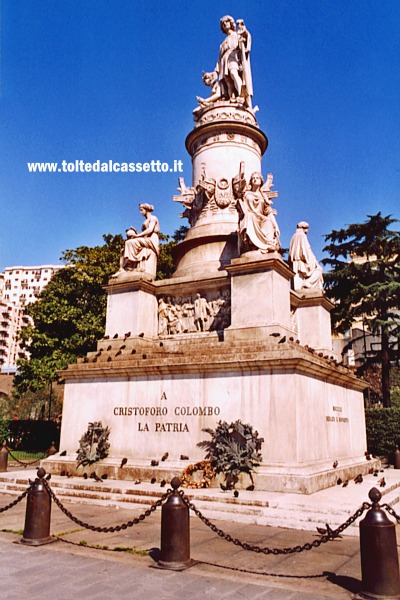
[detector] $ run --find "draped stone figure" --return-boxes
[235,171,280,255]
[288,222,324,291]
[113,203,159,278]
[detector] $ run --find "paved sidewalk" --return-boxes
[0,484,377,600]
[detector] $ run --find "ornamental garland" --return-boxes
[198,419,263,486]
[76,421,111,467]
[180,459,216,488]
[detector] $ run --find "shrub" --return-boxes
[0,420,11,444]
[365,408,400,457]
[6,420,60,452]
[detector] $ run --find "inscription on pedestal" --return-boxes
[113,404,221,433]
[326,405,349,423]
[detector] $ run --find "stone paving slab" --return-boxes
[0,489,375,599]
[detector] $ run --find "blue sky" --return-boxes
[1,0,399,271]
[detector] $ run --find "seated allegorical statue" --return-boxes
[236,171,281,255]
[113,203,160,278]
[288,222,324,292]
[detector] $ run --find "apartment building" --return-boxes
[0,265,62,373]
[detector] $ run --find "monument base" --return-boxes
[43,454,379,495]
[56,324,368,494]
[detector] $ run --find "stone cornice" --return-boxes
[59,345,367,392]
[226,254,294,281]
[186,120,268,156]
[290,290,334,311]
[103,276,156,296]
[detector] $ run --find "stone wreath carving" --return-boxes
[76,421,111,467]
[198,419,263,488]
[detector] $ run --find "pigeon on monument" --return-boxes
[161,452,169,461]
[332,460,338,469]
[60,450,67,456]
[120,457,128,468]
[354,474,363,484]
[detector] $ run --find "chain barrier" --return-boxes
[6,448,45,468]
[42,478,172,533]
[179,489,371,554]
[0,484,32,513]
[382,503,400,525]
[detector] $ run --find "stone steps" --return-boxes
[1,469,399,537]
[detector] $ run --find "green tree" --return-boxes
[156,226,188,279]
[14,228,187,396]
[323,213,400,407]
[14,234,123,396]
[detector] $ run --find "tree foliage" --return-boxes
[13,228,187,396]
[14,234,123,395]
[156,226,188,279]
[323,213,400,406]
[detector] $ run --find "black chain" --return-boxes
[179,490,370,555]
[43,478,171,533]
[6,448,45,467]
[382,503,400,524]
[0,484,32,513]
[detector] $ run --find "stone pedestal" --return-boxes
[291,291,334,353]
[226,253,293,335]
[105,275,157,339]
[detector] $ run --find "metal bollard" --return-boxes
[394,446,400,470]
[19,468,56,546]
[358,488,400,599]
[0,442,8,472]
[157,477,195,570]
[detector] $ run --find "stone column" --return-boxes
[173,104,268,278]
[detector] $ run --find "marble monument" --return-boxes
[49,17,372,494]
